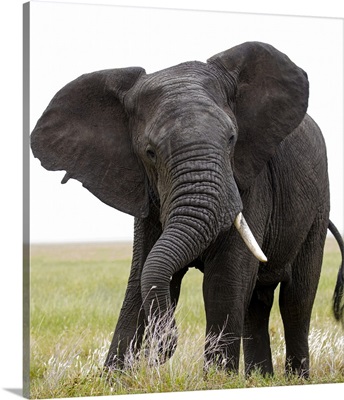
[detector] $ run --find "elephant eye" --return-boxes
[228,135,235,146]
[146,147,157,163]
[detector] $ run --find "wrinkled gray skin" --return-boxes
[31,42,342,377]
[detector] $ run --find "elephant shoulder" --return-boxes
[278,113,326,161]
[291,113,325,148]
[269,113,329,202]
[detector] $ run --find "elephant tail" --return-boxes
[328,220,344,328]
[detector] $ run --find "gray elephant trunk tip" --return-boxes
[234,212,268,263]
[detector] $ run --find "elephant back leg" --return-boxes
[243,283,278,376]
[279,211,328,378]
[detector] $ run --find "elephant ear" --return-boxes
[31,67,149,218]
[207,41,309,190]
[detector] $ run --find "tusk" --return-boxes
[234,212,268,263]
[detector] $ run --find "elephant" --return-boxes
[31,41,344,378]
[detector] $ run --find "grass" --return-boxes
[29,240,344,398]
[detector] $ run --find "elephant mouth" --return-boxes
[234,212,267,263]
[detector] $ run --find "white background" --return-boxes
[29,1,343,243]
[1,1,343,399]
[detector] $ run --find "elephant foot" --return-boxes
[245,363,274,378]
[285,357,310,379]
[203,332,241,374]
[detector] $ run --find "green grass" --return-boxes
[29,240,344,398]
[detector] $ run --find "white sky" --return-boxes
[29,1,343,242]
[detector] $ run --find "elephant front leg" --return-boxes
[202,267,244,371]
[202,232,260,373]
[104,276,145,369]
[203,309,242,372]
[203,278,244,372]
[104,214,161,370]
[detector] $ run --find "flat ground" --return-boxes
[28,238,343,398]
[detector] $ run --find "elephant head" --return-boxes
[31,42,308,331]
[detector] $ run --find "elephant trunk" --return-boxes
[140,208,220,361]
[141,152,240,310]
[141,217,215,313]
[140,155,242,362]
